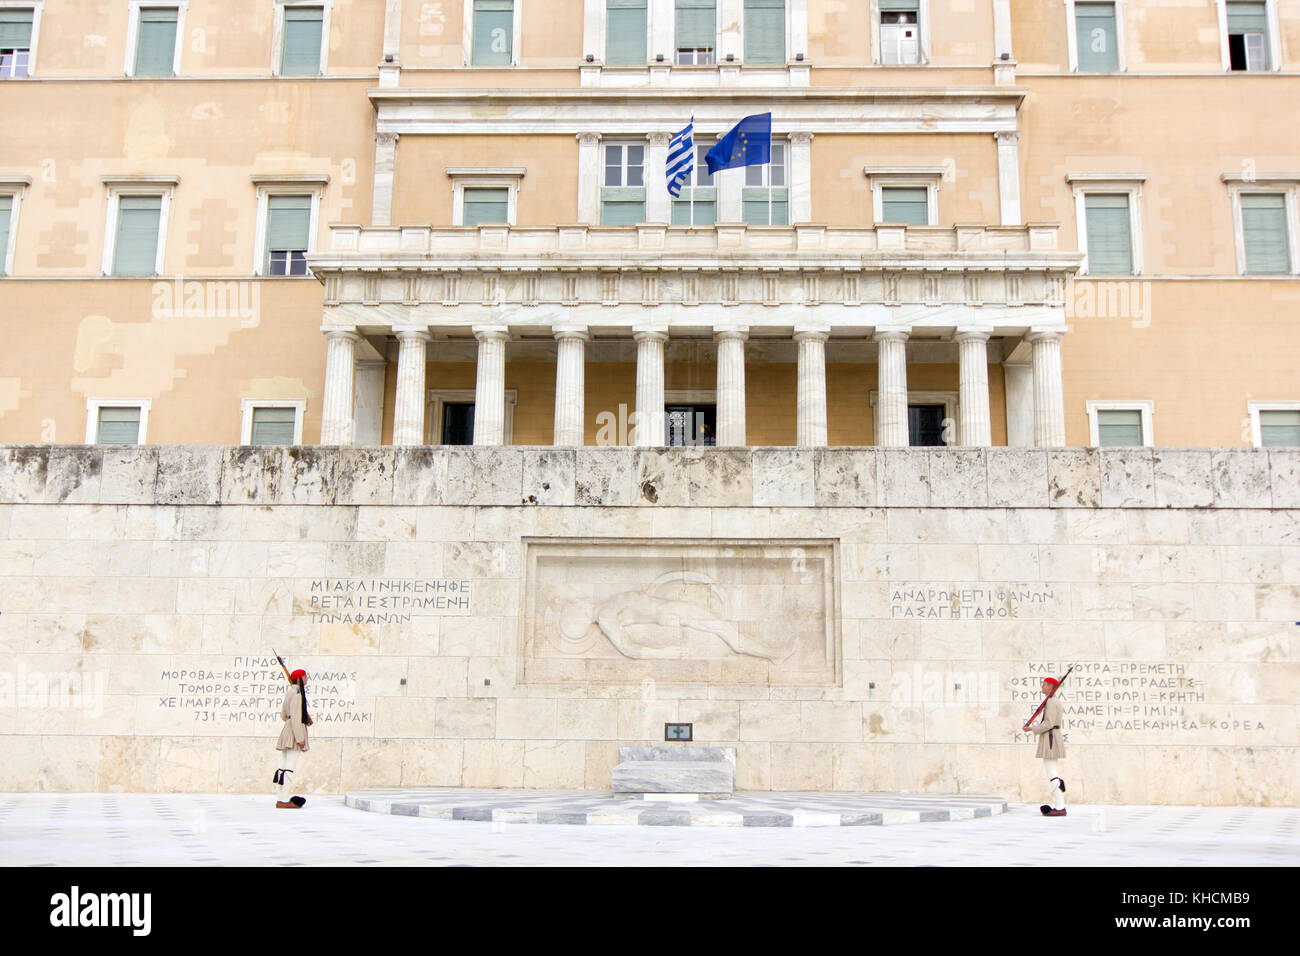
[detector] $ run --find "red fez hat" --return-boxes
[1042,677,1059,686]
[290,669,306,681]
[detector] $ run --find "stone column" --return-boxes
[373,132,399,227]
[553,326,588,447]
[995,130,1021,226]
[1028,330,1067,447]
[715,326,748,447]
[392,327,431,446]
[873,330,910,447]
[794,329,828,447]
[788,131,814,224]
[472,326,510,446]
[633,329,668,447]
[320,329,360,445]
[577,132,603,225]
[955,330,993,447]
[646,131,673,223]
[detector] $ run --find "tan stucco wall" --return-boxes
[399,0,584,69]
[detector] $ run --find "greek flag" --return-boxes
[666,117,695,198]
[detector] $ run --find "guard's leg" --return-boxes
[1044,758,1066,813]
[277,748,300,806]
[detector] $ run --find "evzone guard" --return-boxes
[272,650,312,809]
[1022,665,1073,817]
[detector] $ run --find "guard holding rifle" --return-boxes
[1022,666,1072,817]
[272,650,312,809]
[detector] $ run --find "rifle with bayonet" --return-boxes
[1021,663,1074,732]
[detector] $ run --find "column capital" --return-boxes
[1025,328,1065,345]
[793,327,830,344]
[648,130,673,147]
[393,325,432,343]
[322,327,362,343]
[994,130,1020,144]
[872,329,910,344]
[553,324,590,342]
[375,130,400,147]
[632,327,669,344]
[473,325,511,343]
[788,130,815,146]
[953,329,992,344]
[576,131,603,146]
[713,325,749,342]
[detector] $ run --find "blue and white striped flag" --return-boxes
[666,117,695,198]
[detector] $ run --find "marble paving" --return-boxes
[345,788,1008,826]
[1,794,1297,867]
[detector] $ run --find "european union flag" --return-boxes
[704,112,772,175]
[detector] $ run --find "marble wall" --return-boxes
[0,444,1297,805]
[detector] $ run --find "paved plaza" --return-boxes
[1,793,1296,866]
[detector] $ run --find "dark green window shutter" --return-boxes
[0,196,10,274]
[600,188,646,225]
[879,0,918,9]
[97,407,142,445]
[0,8,33,49]
[113,195,162,276]
[135,7,179,76]
[1260,410,1300,447]
[463,187,509,225]
[1227,2,1267,33]
[1075,2,1118,72]
[266,195,311,271]
[1241,193,1290,274]
[744,0,784,64]
[1084,193,1133,275]
[473,0,513,65]
[1097,408,1143,446]
[676,0,715,52]
[881,186,929,225]
[281,5,324,75]
[251,406,298,445]
[742,186,787,225]
[607,0,647,65]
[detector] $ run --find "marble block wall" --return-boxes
[0,444,1297,805]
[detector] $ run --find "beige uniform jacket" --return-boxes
[1032,695,1066,759]
[276,686,309,752]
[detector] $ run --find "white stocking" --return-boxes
[278,748,300,801]
[1043,758,1066,811]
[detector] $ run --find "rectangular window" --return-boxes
[0,195,11,274]
[671,140,716,226]
[881,186,929,225]
[1227,1,1269,71]
[265,195,311,276]
[1097,408,1143,446]
[743,0,784,64]
[666,405,716,446]
[463,187,509,226]
[742,139,787,225]
[601,142,646,225]
[135,7,179,76]
[0,7,33,77]
[281,5,324,75]
[908,404,946,446]
[676,0,715,64]
[1241,193,1291,274]
[1075,2,1118,72]
[1260,409,1300,446]
[879,0,920,65]
[112,195,163,276]
[442,403,475,445]
[472,0,513,66]
[250,406,298,445]
[96,406,143,445]
[1084,193,1133,275]
[607,0,647,65]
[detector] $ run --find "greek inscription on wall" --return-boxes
[890,584,1059,620]
[301,578,472,624]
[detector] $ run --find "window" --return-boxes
[879,0,920,65]
[676,0,715,64]
[279,3,325,76]
[0,187,17,275]
[1086,401,1153,446]
[881,187,929,225]
[0,5,35,77]
[442,403,475,445]
[744,0,784,64]
[606,0,646,66]
[241,401,305,445]
[448,167,524,226]
[742,138,786,225]
[908,405,946,446]
[427,388,517,443]
[463,188,509,226]
[1249,404,1300,447]
[264,196,311,275]
[666,404,716,446]
[1226,1,1270,71]
[601,142,646,226]
[471,0,513,66]
[86,400,151,445]
[671,139,715,226]
[1240,193,1292,274]
[1083,194,1132,275]
[112,195,163,276]
[129,4,182,77]
[1074,2,1118,72]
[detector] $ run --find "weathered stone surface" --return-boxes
[879,448,929,506]
[283,447,338,505]
[685,447,752,507]
[575,447,635,506]
[612,746,736,795]
[335,447,399,506]
[155,446,223,505]
[1100,448,1156,508]
[632,448,689,507]
[1048,448,1101,508]
[522,448,575,506]
[98,446,160,505]
[752,447,813,507]
[1154,449,1214,509]
[446,446,523,506]
[219,446,282,505]
[0,446,50,504]
[1212,449,1272,509]
[391,446,447,506]
[928,449,987,507]
[1272,450,1300,509]
[986,448,1047,507]
[814,448,877,507]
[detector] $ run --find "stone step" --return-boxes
[612,760,736,796]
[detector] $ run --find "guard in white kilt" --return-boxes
[1023,676,1067,817]
[273,668,312,809]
